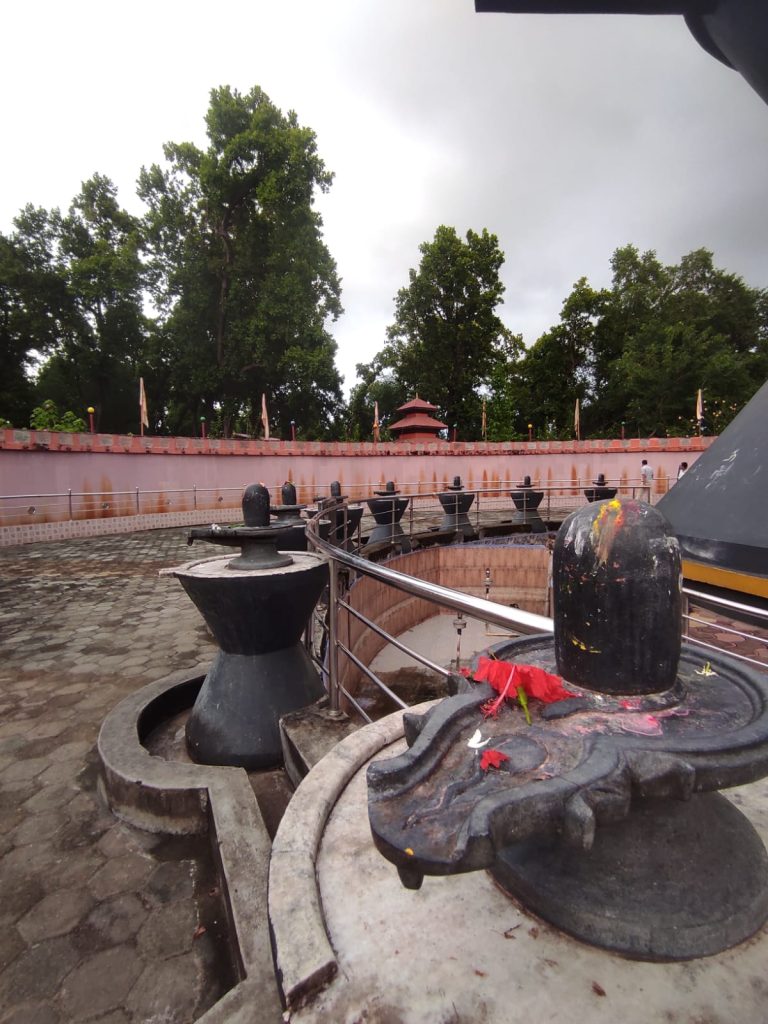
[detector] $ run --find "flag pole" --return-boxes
[373,401,380,444]
[139,378,149,437]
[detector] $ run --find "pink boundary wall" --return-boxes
[0,428,712,546]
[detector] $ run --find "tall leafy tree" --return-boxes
[0,211,72,426]
[37,174,147,431]
[599,246,767,436]
[511,244,767,438]
[139,85,344,438]
[346,361,407,441]
[364,226,513,438]
[3,178,147,433]
[513,277,607,438]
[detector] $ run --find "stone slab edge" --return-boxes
[268,702,438,1011]
[97,664,283,1023]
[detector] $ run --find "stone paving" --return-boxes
[1,526,765,1024]
[0,529,230,1024]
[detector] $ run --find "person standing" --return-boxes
[640,459,653,489]
[677,461,689,480]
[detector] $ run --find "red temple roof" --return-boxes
[394,395,440,415]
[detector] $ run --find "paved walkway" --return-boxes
[1,528,765,1024]
[0,529,225,1024]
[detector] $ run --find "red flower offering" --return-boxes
[472,656,573,711]
[480,748,510,772]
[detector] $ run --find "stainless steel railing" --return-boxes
[306,504,767,724]
[306,508,553,721]
[0,479,657,528]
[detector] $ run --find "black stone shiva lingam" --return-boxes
[165,483,328,769]
[270,480,309,552]
[368,497,768,960]
[366,481,411,552]
[437,476,475,538]
[510,474,546,533]
[323,481,364,551]
[584,472,617,502]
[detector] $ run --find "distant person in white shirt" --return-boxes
[640,460,653,488]
[677,461,689,480]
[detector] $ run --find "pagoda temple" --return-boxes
[388,396,448,443]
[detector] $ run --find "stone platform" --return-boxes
[271,706,768,1023]
[1,526,767,1023]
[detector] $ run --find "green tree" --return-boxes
[29,399,86,432]
[599,246,767,436]
[364,226,513,438]
[4,178,148,433]
[515,244,767,438]
[483,332,526,439]
[514,278,608,438]
[35,174,148,432]
[0,211,73,426]
[139,85,344,438]
[345,361,407,441]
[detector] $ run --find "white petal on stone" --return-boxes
[467,728,490,749]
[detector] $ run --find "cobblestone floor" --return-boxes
[0,529,229,1024]
[1,526,765,1024]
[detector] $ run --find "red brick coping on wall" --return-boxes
[0,428,712,458]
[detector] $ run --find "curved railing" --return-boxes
[305,501,768,723]
[305,505,553,720]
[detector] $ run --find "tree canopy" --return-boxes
[350,226,516,439]
[138,85,344,438]
[497,245,767,439]
[0,85,344,438]
[1,101,766,443]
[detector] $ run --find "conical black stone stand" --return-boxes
[328,505,364,550]
[174,553,328,769]
[584,486,617,502]
[490,792,768,961]
[437,490,475,537]
[510,488,546,532]
[366,496,411,552]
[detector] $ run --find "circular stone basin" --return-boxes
[269,706,768,1023]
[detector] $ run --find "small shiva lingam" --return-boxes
[324,481,364,551]
[584,472,617,502]
[437,476,475,538]
[510,474,546,533]
[368,498,768,960]
[163,483,328,769]
[270,480,309,551]
[366,481,411,552]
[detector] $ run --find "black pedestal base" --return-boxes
[490,792,768,961]
[186,645,325,770]
[367,522,412,552]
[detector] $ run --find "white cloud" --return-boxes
[2,0,766,395]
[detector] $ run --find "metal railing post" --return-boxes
[135,488,140,515]
[327,554,343,716]
[681,591,690,641]
[68,489,73,521]
[193,484,197,510]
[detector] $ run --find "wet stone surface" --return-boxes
[0,529,234,1024]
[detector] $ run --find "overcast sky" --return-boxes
[3,0,767,394]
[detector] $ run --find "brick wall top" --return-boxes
[0,428,713,458]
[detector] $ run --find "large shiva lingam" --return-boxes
[165,483,328,769]
[366,481,411,552]
[368,498,768,960]
[510,474,546,533]
[437,476,475,538]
